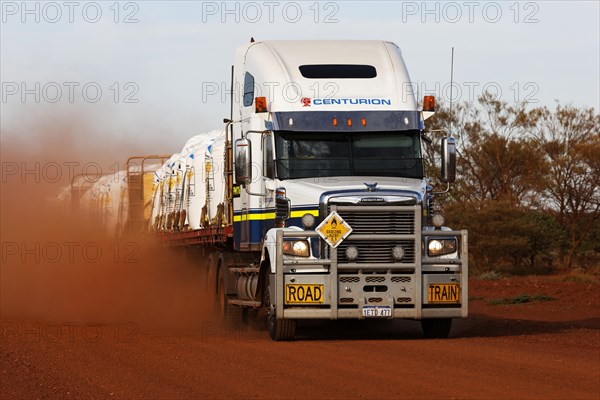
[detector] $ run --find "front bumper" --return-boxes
[273,229,468,320]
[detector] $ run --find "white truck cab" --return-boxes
[226,40,467,340]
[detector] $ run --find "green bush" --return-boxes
[446,201,566,274]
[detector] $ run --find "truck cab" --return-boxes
[225,40,467,340]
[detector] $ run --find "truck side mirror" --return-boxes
[441,137,456,183]
[235,138,251,185]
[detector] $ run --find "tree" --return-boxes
[426,96,599,271]
[428,94,548,207]
[534,104,600,268]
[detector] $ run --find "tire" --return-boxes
[268,312,296,341]
[264,283,296,341]
[421,318,452,339]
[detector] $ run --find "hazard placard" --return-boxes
[315,211,353,248]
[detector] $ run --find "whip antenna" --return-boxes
[449,47,454,137]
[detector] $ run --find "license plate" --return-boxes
[362,306,392,318]
[427,283,460,303]
[285,284,324,304]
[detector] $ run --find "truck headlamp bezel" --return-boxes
[427,238,457,257]
[282,239,310,257]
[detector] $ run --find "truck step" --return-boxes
[228,299,261,308]
[229,266,260,273]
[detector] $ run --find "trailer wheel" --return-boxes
[264,285,295,341]
[421,318,452,339]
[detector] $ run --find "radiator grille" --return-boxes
[329,204,417,264]
[337,241,415,264]
[335,210,415,235]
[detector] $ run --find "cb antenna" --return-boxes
[449,47,455,137]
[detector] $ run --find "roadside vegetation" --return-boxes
[424,94,599,276]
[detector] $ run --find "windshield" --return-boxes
[274,131,423,180]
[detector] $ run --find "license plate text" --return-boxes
[362,306,392,318]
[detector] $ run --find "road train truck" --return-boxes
[136,40,468,341]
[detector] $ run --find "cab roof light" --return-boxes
[332,117,338,127]
[361,117,367,127]
[255,96,268,113]
[423,95,435,112]
[347,118,352,127]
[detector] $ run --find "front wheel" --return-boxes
[421,318,452,338]
[268,310,296,341]
[264,283,296,341]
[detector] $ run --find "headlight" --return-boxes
[282,240,310,257]
[427,239,457,256]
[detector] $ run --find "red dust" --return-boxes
[1,131,214,334]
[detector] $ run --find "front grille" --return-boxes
[328,204,417,264]
[365,276,385,283]
[391,276,411,283]
[338,240,415,264]
[368,297,383,303]
[335,210,415,235]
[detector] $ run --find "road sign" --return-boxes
[315,211,353,248]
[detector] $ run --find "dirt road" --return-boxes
[2,277,598,400]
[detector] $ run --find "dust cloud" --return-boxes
[1,122,215,334]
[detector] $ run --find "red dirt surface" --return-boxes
[1,140,598,399]
[1,276,598,400]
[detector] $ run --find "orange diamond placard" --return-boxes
[315,211,353,248]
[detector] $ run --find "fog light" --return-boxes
[432,214,445,228]
[392,245,404,261]
[301,213,315,229]
[345,246,359,261]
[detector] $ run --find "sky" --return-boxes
[1,0,599,151]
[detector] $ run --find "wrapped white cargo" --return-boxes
[149,131,223,231]
[149,164,168,231]
[79,171,128,236]
[180,131,221,230]
[161,154,180,230]
[205,132,226,226]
